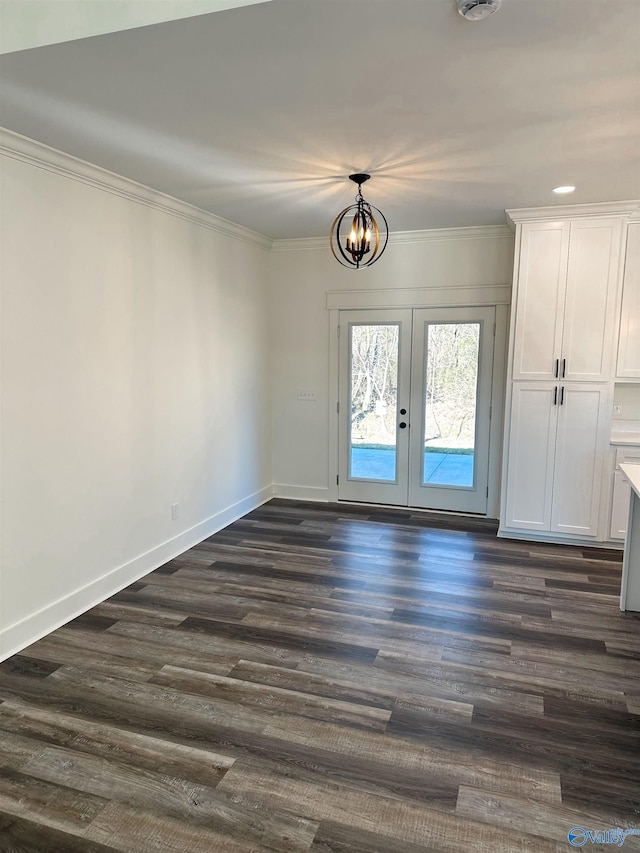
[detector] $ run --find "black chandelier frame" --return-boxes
[330,173,389,269]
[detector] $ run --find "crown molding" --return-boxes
[271,224,513,252]
[326,283,512,310]
[393,224,513,244]
[3,127,635,247]
[0,127,273,251]
[506,200,640,228]
[269,236,330,253]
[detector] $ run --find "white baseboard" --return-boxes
[0,484,273,662]
[272,484,331,502]
[497,526,623,550]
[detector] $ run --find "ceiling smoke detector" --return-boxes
[457,0,502,20]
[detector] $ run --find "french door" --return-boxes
[338,307,495,513]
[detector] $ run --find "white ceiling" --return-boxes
[0,0,639,239]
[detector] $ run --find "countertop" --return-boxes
[610,425,640,446]
[620,463,640,498]
[611,433,640,446]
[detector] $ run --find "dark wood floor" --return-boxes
[1,499,639,852]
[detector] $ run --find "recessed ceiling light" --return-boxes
[553,186,576,194]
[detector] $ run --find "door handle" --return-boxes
[562,358,566,378]
[553,386,558,405]
[560,386,565,405]
[554,359,559,378]
[399,422,407,429]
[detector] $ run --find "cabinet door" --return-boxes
[562,217,623,382]
[512,222,569,381]
[610,446,640,539]
[610,470,631,540]
[551,384,609,537]
[504,383,558,531]
[616,222,640,379]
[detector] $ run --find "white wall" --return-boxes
[613,384,640,423]
[269,232,515,501]
[0,142,272,660]
[0,0,272,55]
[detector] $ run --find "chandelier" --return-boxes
[330,173,389,269]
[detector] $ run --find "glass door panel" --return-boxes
[338,309,412,505]
[350,323,399,482]
[423,322,479,488]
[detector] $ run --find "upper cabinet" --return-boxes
[511,221,569,381]
[616,221,640,380]
[511,215,624,383]
[563,218,625,382]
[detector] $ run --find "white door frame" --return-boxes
[327,286,510,517]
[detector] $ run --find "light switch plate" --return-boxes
[297,388,317,401]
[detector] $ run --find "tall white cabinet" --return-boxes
[500,203,638,544]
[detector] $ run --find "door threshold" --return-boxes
[337,498,496,521]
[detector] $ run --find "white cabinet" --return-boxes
[551,385,609,536]
[611,470,631,540]
[501,203,636,544]
[511,223,569,381]
[512,217,623,383]
[616,222,640,379]
[504,382,609,537]
[504,383,557,531]
[610,446,640,540]
[619,463,640,611]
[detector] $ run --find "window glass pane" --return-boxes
[349,324,399,481]
[423,323,479,488]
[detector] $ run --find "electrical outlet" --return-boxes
[613,402,623,416]
[297,388,317,402]
[171,503,179,520]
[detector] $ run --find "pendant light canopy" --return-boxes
[330,173,389,269]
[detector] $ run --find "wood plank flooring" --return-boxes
[1,499,639,851]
